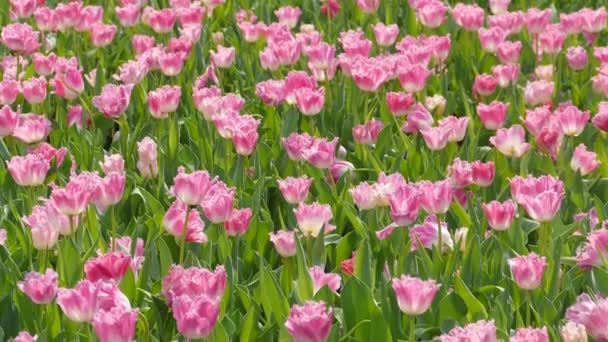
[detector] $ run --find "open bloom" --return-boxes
[511,327,549,342]
[22,76,47,105]
[294,202,333,238]
[388,184,420,226]
[17,269,58,304]
[137,137,158,178]
[373,23,399,47]
[12,114,52,144]
[224,208,252,236]
[201,184,234,224]
[162,265,226,306]
[554,103,589,137]
[309,266,341,294]
[270,230,296,257]
[566,294,608,341]
[560,322,587,342]
[477,101,508,130]
[571,144,600,176]
[92,172,126,213]
[172,295,219,340]
[57,280,98,323]
[84,252,132,283]
[524,80,553,107]
[508,253,546,290]
[1,23,39,55]
[490,125,531,158]
[409,215,453,252]
[172,166,215,205]
[302,137,338,169]
[92,306,138,342]
[93,84,134,118]
[418,180,452,215]
[285,301,333,342]
[352,119,385,145]
[163,201,207,243]
[392,275,440,315]
[576,228,608,270]
[210,45,235,68]
[0,105,18,136]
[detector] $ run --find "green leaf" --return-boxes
[157,239,173,278]
[341,277,392,341]
[259,265,289,323]
[354,238,373,289]
[439,292,468,321]
[454,276,488,320]
[295,236,314,302]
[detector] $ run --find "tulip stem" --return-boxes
[526,291,531,327]
[110,205,116,251]
[436,214,444,262]
[408,315,416,342]
[178,205,190,265]
[38,248,47,273]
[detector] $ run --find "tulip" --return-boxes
[303,137,338,169]
[285,301,333,342]
[309,266,341,294]
[158,51,186,76]
[373,23,399,47]
[0,105,18,136]
[566,47,588,71]
[492,64,519,87]
[566,294,608,341]
[230,114,261,156]
[132,35,156,55]
[452,3,485,31]
[1,23,39,55]
[417,2,448,29]
[201,184,234,224]
[437,320,497,341]
[496,41,522,64]
[477,101,509,130]
[92,306,138,342]
[136,137,158,178]
[483,200,515,231]
[210,45,235,68]
[490,125,531,158]
[398,64,430,93]
[409,215,453,252]
[386,92,414,116]
[278,176,313,204]
[274,6,301,28]
[417,180,452,215]
[7,154,50,187]
[472,74,497,97]
[524,80,554,107]
[162,265,226,306]
[224,208,252,237]
[145,8,176,33]
[560,322,588,342]
[478,27,506,53]
[57,280,98,323]
[392,275,440,315]
[172,295,219,339]
[447,158,473,189]
[511,327,549,342]
[92,172,126,213]
[295,87,325,116]
[90,24,117,48]
[525,8,551,34]
[84,252,131,283]
[438,116,469,143]
[34,7,57,32]
[12,114,52,144]
[0,80,19,105]
[388,184,420,226]
[269,230,297,257]
[9,0,37,19]
[571,144,600,176]
[508,253,546,290]
[17,269,58,304]
[13,331,37,342]
[352,119,384,145]
[116,5,140,27]
[576,228,608,270]
[93,84,134,118]
[421,126,451,151]
[22,76,47,105]
[471,161,495,187]
[294,202,333,238]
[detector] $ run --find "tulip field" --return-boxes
[3,0,608,341]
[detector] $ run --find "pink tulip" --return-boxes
[1,23,39,55]
[162,265,226,306]
[17,269,58,304]
[356,0,379,13]
[452,3,484,31]
[201,184,234,224]
[285,301,333,342]
[92,306,138,342]
[9,0,37,19]
[350,182,381,210]
[560,322,587,342]
[490,125,531,158]
[0,80,19,105]
[577,228,608,270]
[478,27,506,54]
[229,114,261,156]
[523,106,551,136]
[224,208,252,236]
[321,0,340,18]
[147,85,181,119]
[22,76,47,105]
[417,2,448,29]
[51,67,85,100]
[67,104,84,128]
[483,200,515,231]
[31,53,56,76]
[178,5,205,27]
[386,92,414,116]
[137,137,158,178]
[554,103,589,136]
[210,45,236,69]
[373,23,399,47]
[328,160,355,183]
[92,172,126,213]
[84,252,131,283]
[388,184,420,226]
[24,201,72,237]
[524,80,554,106]
[76,5,104,32]
[511,327,549,342]
[93,84,133,118]
[489,0,510,14]
[492,64,519,88]
[172,295,219,339]
[525,8,552,34]
[145,8,176,33]
[99,154,125,175]
[571,144,600,176]
[409,215,453,252]
[438,116,469,142]
[54,2,81,32]
[447,158,473,189]
[115,60,148,85]
[57,280,98,322]
[508,253,546,290]
[352,119,385,145]
[593,103,608,132]
[274,6,301,28]
[163,201,207,243]
[13,114,51,144]
[496,41,522,64]
[580,8,607,33]
[421,126,451,151]
[13,331,37,342]
[281,132,314,161]
[0,229,5,246]
[471,161,495,187]
[294,202,333,238]
[418,180,452,215]
[351,62,388,92]
[116,5,140,27]
[566,47,588,71]
[538,25,565,56]
[269,230,297,257]
[566,294,608,341]
[303,137,338,169]
[7,154,49,187]
[489,11,525,35]
[477,101,509,130]
[437,320,497,341]
[392,275,440,315]
[284,71,317,104]
[295,87,325,116]
[172,167,215,205]
[309,266,340,294]
[34,7,57,32]
[50,180,95,217]
[278,176,312,204]
[132,35,156,55]
[158,51,186,76]
[255,79,285,106]
[472,74,497,97]
[90,24,117,48]
[398,64,431,93]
